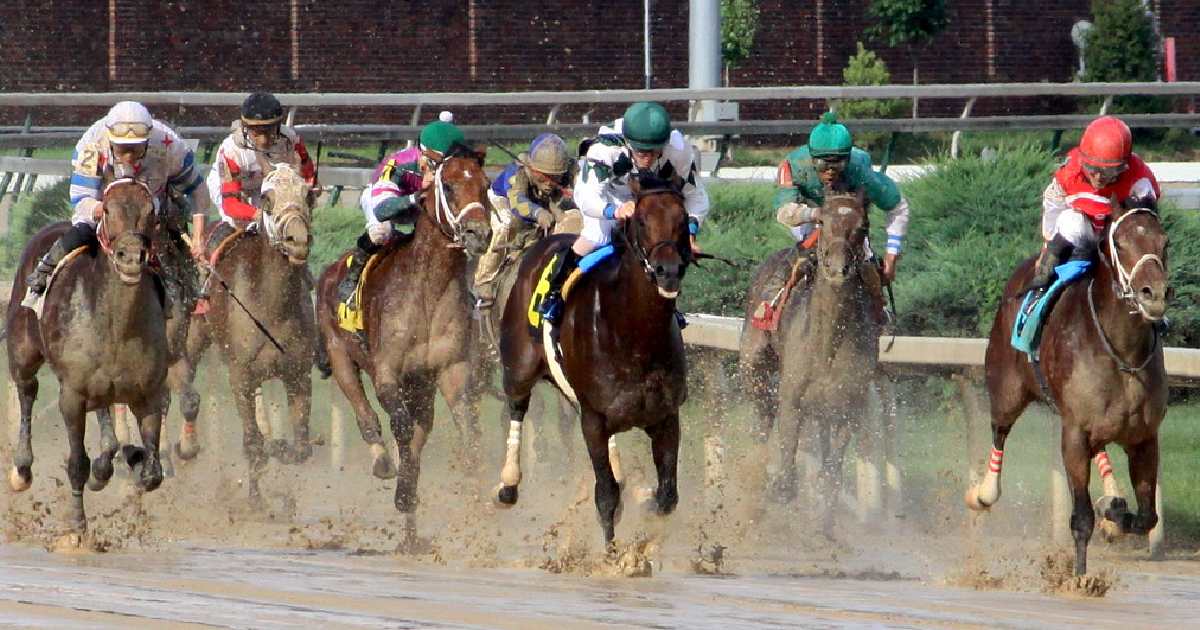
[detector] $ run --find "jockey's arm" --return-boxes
[1041,179,1069,242]
[866,170,908,258]
[574,143,624,220]
[773,159,800,210]
[215,152,258,222]
[167,148,209,218]
[68,143,104,226]
[677,148,710,237]
[505,168,548,225]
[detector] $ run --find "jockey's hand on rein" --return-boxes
[615,201,636,220]
[882,253,899,283]
[535,210,555,231]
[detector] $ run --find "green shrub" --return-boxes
[837,42,907,121]
[0,179,70,270]
[308,204,362,274]
[1081,0,1166,116]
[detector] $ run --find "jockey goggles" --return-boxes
[812,156,847,173]
[106,121,151,144]
[1083,161,1127,184]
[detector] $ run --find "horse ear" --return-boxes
[472,143,487,166]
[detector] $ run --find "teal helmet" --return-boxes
[622,102,672,150]
[419,120,465,156]
[808,111,853,158]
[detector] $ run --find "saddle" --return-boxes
[1011,259,1092,358]
[526,244,616,335]
[750,229,820,332]
[20,246,90,317]
[191,223,249,316]
[336,250,387,334]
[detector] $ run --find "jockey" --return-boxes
[773,112,910,320]
[538,101,709,324]
[202,92,318,251]
[26,101,208,297]
[474,133,577,308]
[336,120,465,304]
[1030,115,1159,292]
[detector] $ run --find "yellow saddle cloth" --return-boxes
[337,252,384,334]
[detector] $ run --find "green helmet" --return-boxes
[808,111,853,158]
[622,101,672,150]
[419,121,465,156]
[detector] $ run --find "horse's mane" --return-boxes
[443,142,484,165]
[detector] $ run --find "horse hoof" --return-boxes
[494,483,519,507]
[121,445,146,470]
[87,454,115,492]
[9,466,32,493]
[370,445,396,479]
[174,438,201,461]
[964,486,992,511]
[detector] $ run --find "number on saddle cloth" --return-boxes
[526,244,616,334]
[1011,259,1092,357]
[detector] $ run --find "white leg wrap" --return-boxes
[500,421,523,487]
[977,447,1003,506]
[1094,451,1121,498]
[608,435,624,486]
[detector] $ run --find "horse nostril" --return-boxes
[1141,286,1155,299]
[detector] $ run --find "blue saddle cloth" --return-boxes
[1011,260,1091,357]
[579,244,615,273]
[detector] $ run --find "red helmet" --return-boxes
[1078,116,1132,169]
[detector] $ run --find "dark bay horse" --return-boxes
[739,192,881,535]
[316,145,491,542]
[966,204,1169,576]
[172,164,316,502]
[493,176,690,545]
[6,179,168,539]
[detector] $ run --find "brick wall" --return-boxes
[0,1,1194,127]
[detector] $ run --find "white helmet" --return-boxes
[105,101,153,145]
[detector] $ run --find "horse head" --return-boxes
[99,178,156,284]
[1104,204,1171,321]
[426,143,492,257]
[260,163,313,266]
[627,174,690,299]
[816,190,868,285]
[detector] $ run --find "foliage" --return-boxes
[865,0,948,58]
[1081,0,1165,115]
[0,179,70,270]
[720,0,761,83]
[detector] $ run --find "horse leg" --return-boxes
[581,409,620,546]
[278,375,313,464]
[767,393,803,504]
[376,378,420,544]
[129,396,165,492]
[172,326,207,460]
[645,413,680,516]
[1061,426,1095,576]
[1124,438,1161,548]
[964,397,1025,511]
[329,349,393,479]
[231,378,269,504]
[86,406,120,492]
[8,371,37,492]
[494,394,531,507]
[59,389,89,535]
[436,361,482,474]
[823,413,856,538]
[556,392,576,469]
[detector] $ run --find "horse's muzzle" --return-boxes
[651,260,683,298]
[282,228,312,266]
[1136,280,1170,321]
[461,224,491,258]
[111,234,147,284]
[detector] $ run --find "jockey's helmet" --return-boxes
[419,121,465,157]
[104,101,153,145]
[241,92,285,127]
[1079,116,1132,178]
[623,102,672,151]
[526,133,571,175]
[808,111,853,158]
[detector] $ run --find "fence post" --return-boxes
[950,97,977,159]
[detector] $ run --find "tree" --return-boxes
[836,42,907,120]
[721,0,760,87]
[1081,0,1163,114]
[865,0,948,117]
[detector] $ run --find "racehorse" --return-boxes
[316,143,491,544]
[171,164,317,503]
[6,178,168,540]
[493,175,690,545]
[966,203,1170,576]
[739,191,881,535]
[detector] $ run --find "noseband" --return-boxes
[619,188,689,284]
[430,159,486,247]
[97,178,154,256]
[1106,207,1165,318]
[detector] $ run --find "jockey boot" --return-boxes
[539,248,580,325]
[337,234,380,306]
[1022,234,1074,296]
[26,223,95,296]
[860,259,891,326]
[473,249,505,308]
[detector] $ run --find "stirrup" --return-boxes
[540,294,563,324]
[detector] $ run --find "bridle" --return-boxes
[814,196,869,282]
[428,157,486,248]
[618,187,690,285]
[258,166,312,257]
[97,177,154,256]
[1105,207,1165,320]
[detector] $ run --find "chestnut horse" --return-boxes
[493,176,690,545]
[966,204,1169,576]
[6,179,168,540]
[738,192,880,535]
[316,144,491,543]
[171,164,316,502]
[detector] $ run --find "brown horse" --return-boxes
[5,179,168,539]
[493,176,690,545]
[316,144,491,542]
[739,192,880,535]
[171,164,316,502]
[966,204,1169,576]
